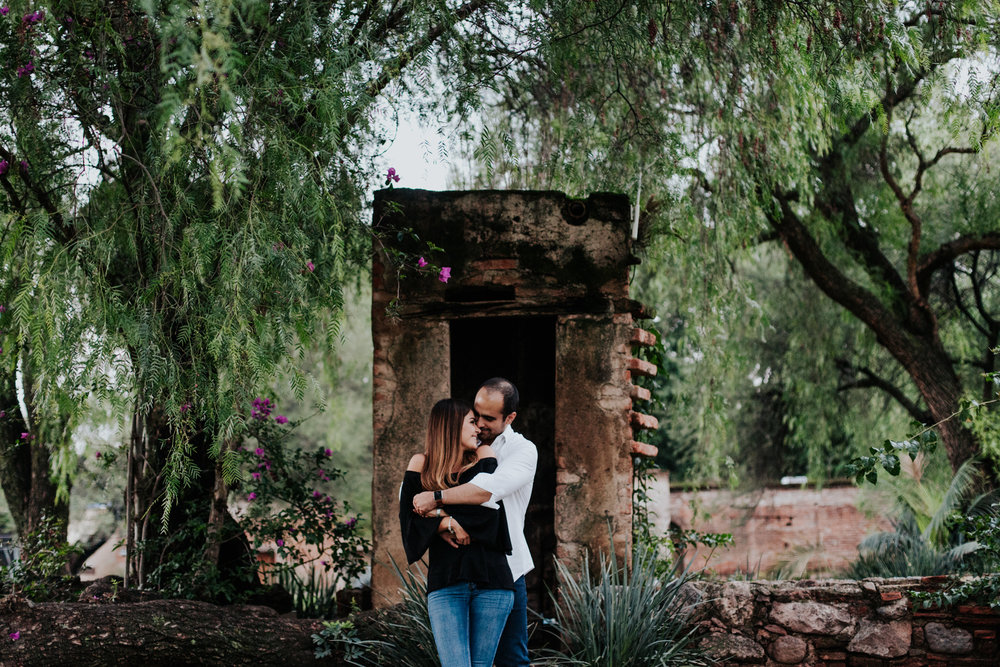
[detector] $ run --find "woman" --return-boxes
[399,398,514,667]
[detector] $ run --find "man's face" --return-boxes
[474,388,515,445]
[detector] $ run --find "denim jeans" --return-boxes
[427,582,514,667]
[493,575,529,667]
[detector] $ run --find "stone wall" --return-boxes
[690,577,999,666]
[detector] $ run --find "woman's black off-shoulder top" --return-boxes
[399,457,514,594]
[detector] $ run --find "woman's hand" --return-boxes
[440,517,471,548]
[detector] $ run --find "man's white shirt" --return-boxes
[469,425,537,581]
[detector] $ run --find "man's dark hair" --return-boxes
[479,377,519,416]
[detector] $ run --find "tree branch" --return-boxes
[836,363,932,424]
[916,232,1000,295]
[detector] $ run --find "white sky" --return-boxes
[379,111,453,191]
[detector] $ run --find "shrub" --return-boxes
[537,547,711,666]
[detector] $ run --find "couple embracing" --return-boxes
[399,377,536,667]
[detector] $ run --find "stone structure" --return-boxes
[369,189,658,607]
[647,472,893,576]
[690,577,999,666]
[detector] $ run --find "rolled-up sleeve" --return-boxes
[468,441,536,506]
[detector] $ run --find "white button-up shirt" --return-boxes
[468,425,537,581]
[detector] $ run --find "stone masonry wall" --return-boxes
[690,577,999,666]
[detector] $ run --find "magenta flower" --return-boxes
[345,517,357,529]
[254,447,265,457]
[324,448,332,456]
[276,539,284,547]
[306,261,315,272]
[0,160,8,175]
[8,631,19,641]
[0,7,9,17]
[20,432,28,440]
[438,267,451,283]
[247,492,257,501]
[251,397,273,420]
[313,490,321,498]
[417,257,428,268]
[95,452,101,459]
[0,411,5,417]
[19,160,27,172]
[275,415,288,424]
[384,167,401,185]
[252,472,261,480]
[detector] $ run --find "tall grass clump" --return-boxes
[538,547,711,666]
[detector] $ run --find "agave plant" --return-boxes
[537,547,711,666]
[847,458,998,578]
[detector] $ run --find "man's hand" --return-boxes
[413,491,437,516]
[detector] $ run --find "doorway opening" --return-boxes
[450,316,557,617]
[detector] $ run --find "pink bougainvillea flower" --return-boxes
[95,452,102,459]
[8,631,19,640]
[180,402,191,413]
[20,432,28,440]
[344,517,357,529]
[306,261,315,272]
[19,160,27,172]
[0,7,10,17]
[312,490,321,498]
[324,448,332,457]
[0,160,8,175]
[252,472,261,480]
[384,167,400,185]
[254,447,265,457]
[247,492,257,501]
[438,267,451,283]
[417,257,428,268]
[0,411,5,417]
[275,415,288,424]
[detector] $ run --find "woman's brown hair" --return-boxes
[421,398,478,491]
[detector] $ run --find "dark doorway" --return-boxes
[450,316,556,618]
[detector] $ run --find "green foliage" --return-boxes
[237,405,370,592]
[312,619,365,662]
[278,566,341,620]
[537,548,710,666]
[910,505,1000,610]
[1,515,82,601]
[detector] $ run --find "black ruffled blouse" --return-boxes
[399,457,514,594]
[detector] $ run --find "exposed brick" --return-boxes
[973,630,996,640]
[630,327,657,347]
[629,384,651,401]
[880,591,903,602]
[921,575,951,585]
[818,651,846,660]
[957,605,997,616]
[469,258,518,271]
[630,440,658,457]
[626,357,657,377]
[630,411,659,430]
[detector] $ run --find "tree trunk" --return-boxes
[0,595,337,666]
[0,350,70,543]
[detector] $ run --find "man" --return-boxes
[413,377,537,667]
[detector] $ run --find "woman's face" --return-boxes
[460,410,480,451]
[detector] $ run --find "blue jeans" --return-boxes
[493,575,529,667]
[427,582,514,667]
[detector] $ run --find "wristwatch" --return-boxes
[433,490,443,507]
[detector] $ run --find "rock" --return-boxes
[847,619,911,658]
[769,635,809,664]
[770,601,855,637]
[876,598,909,620]
[702,633,766,662]
[924,622,973,654]
[715,580,756,627]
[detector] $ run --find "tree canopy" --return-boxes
[457,0,1000,482]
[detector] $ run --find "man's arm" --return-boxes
[413,442,536,514]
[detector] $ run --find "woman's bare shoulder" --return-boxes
[476,445,497,460]
[407,453,425,472]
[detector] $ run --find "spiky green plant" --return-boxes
[848,458,997,578]
[537,547,711,666]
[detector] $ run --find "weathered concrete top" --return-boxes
[372,189,636,318]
